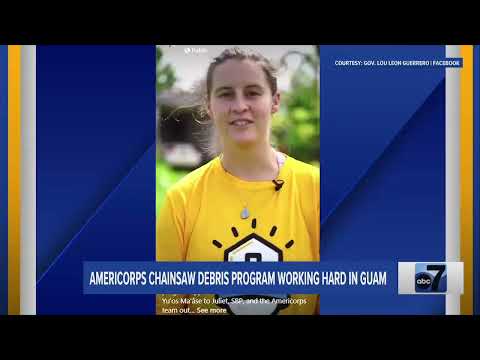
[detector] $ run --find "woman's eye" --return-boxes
[247,92,260,97]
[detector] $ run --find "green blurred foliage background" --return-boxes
[156,47,176,93]
[271,50,320,168]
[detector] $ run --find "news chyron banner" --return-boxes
[0,45,479,315]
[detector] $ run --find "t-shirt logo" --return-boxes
[212,219,292,315]
[224,233,283,262]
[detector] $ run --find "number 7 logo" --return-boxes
[426,264,446,291]
[415,263,448,293]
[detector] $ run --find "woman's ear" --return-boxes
[271,93,280,114]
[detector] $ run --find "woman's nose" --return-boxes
[230,96,249,113]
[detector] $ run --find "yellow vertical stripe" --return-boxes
[460,45,473,315]
[8,45,21,315]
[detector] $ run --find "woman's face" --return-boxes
[208,59,280,150]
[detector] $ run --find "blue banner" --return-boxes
[84,261,397,295]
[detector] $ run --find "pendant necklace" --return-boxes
[240,205,250,220]
[220,152,282,220]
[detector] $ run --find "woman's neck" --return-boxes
[220,143,278,181]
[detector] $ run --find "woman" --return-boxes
[157,47,320,315]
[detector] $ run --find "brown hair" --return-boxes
[206,47,278,100]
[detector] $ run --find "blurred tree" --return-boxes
[272,47,319,167]
[156,46,176,93]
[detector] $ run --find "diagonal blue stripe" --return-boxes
[36,45,156,279]
[37,141,155,285]
[320,78,445,314]
[321,78,445,227]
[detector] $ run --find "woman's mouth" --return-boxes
[229,119,254,127]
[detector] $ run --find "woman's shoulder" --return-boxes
[285,156,320,213]
[286,156,320,182]
[166,157,219,199]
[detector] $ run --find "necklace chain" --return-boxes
[219,150,282,220]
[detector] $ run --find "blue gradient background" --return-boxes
[0,45,7,314]
[320,45,446,314]
[36,46,156,314]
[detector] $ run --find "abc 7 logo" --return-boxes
[415,265,447,292]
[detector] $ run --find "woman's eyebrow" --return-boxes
[214,84,263,94]
[245,84,263,90]
[214,86,232,94]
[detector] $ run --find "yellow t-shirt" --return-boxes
[156,154,320,315]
